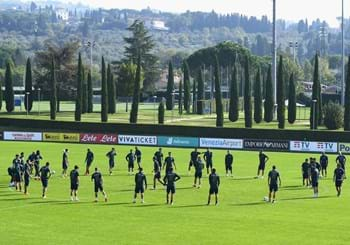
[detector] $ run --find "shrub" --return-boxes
[323,102,343,130]
[158,101,165,124]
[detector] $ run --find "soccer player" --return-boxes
[163,168,181,205]
[133,168,147,203]
[39,162,52,199]
[135,146,142,168]
[34,150,43,179]
[23,160,31,195]
[28,151,36,174]
[225,150,233,177]
[91,167,107,202]
[267,165,281,203]
[301,159,310,186]
[188,148,200,174]
[193,156,204,188]
[84,149,94,175]
[319,152,328,177]
[152,156,163,189]
[12,154,22,192]
[203,148,213,174]
[154,148,164,170]
[333,163,345,197]
[62,149,69,178]
[164,152,176,174]
[70,165,80,201]
[207,168,220,205]
[126,149,136,174]
[336,152,346,176]
[257,150,269,178]
[310,165,320,198]
[106,148,117,175]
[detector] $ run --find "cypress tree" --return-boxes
[82,67,88,114]
[277,55,285,129]
[87,71,93,113]
[75,53,83,121]
[0,78,2,111]
[166,61,174,110]
[310,54,320,129]
[130,54,141,123]
[264,65,274,122]
[254,68,262,124]
[197,68,204,115]
[214,56,224,127]
[178,79,183,115]
[345,56,350,131]
[107,64,116,114]
[101,56,108,122]
[244,56,252,128]
[192,77,196,113]
[229,64,239,122]
[4,61,14,113]
[158,101,165,124]
[24,58,33,112]
[183,61,191,113]
[110,73,116,113]
[50,58,57,120]
[288,73,297,124]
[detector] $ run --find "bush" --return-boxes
[158,101,165,124]
[323,102,343,130]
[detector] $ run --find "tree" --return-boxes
[183,61,191,113]
[254,68,262,124]
[101,56,108,122]
[264,65,274,122]
[130,54,141,123]
[178,79,183,115]
[214,56,224,127]
[229,64,239,122]
[82,68,88,114]
[345,56,350,130]
[50,58,57,120]
[288,73,297,124]
[87,71,93,113]
[244,56,252,128]
[116,62,137,97]
[277,55,285,129]
[158,101,165,124]
[192,76,197,113]
[0,78,2,111]
[107,64,116,114]
[310,53,321,129]
[197,68,204,115]
[24,58,33,112]
[75,53,83,121]
[4,61,14,113]
[166,61,174,110]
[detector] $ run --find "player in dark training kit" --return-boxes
[126,149,136,174]
[310,165,320,198]
[257,150,269,178]
[91,168,108,202]
[267,165,281,203]
[193,156,204,188]
[154,148,164,170]
[34,150,43,179]
[164,152,176,174]
[225,150,233,177]
[12,154,22,192]
[301,159,310,186]
[163,168,181,205]
[135,147,142,168]
[70,165,80,201]
[152,156,163,189]
[62,149,69,178]
[203,148,213,174]
[336,152,346,178]
[319,152,328,177]
[333,163,345,197]
[84,149,94,175]
[188,148,200,175]
[39,162,52,199]
[133,168,147,203]
[207,168,220,205]
[23,160,31,195]
[106,148,117,175]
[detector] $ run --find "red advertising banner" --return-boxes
[80,133,117,144]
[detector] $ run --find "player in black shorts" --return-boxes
[126,149,136,174]
[310,166,320,198]
[163,168,181,205]
[39,162,52,199]
[319,152,328,177]
[91,167,107,202]
[70,165,80,201]
[193,156,204,188]
[133,168,147,203]
[164,152,176,174]
[203,148,213,175]
[333,163,345,197]
[152,156,163,189]
[106,148,117,175]
[23,160,31,195]
[225,150,233,177]
[34,150,43,179]
[257,150,269,179]
[336,152,346,178]
[208,168,220,205]
[188,148,200,175]
[301,159,310,186]
[12,154,22,192]
[267,165,281,203]
[84,149,94,175]
[154,148,164,170]
[61,149,69,178]
[135,146,142,168]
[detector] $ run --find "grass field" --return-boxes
[1,141,349,244]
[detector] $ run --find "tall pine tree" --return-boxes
[178,79,183,115]
[130,54,141,123]
[254,68,262,123]
[214,56,224,127]
[4,61,14,113]
[107,64,116,114]
[82,68,88,114]
[264,65,274,122]
[310,53,321,129]
[345,56,350,130]
[0,77,2,111]
[166,61,174,110]
[101,56,108,122]
[183,61,191,113]
[192,77,197,113]
[229,64,239,122]
[288,73,296,124]
[87,71,93,113]
[244,56,252,128]
[50,58,57,120]
[24,58,33,112]
[197,68,204,115]
[277,55,285,129]
[75,53,83,121]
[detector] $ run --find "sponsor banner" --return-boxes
[43,132,80,143]
[158,136,198,148]
[4,131,42,141]
[80,133,117,144]
[338,143,350,153]
[118,135,157,146]
[199,138,243,149]
[290,141,337,153]
[244,139,289,151]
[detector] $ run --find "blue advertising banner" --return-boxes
[158,136,198,148]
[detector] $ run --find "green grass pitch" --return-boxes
[0,141,349,245]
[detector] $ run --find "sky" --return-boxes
[47,0,346,28]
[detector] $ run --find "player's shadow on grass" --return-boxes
[104,202,131,206]
[231,201,266,206]
[280,195,333,201]
[0,197,34,202]
[230,177,256,181]
[129,203,163,208]
[171,204,208,208]
[280,185,306,190]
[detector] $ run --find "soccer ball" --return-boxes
[263,196,269,202]
[51,170,56,175]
